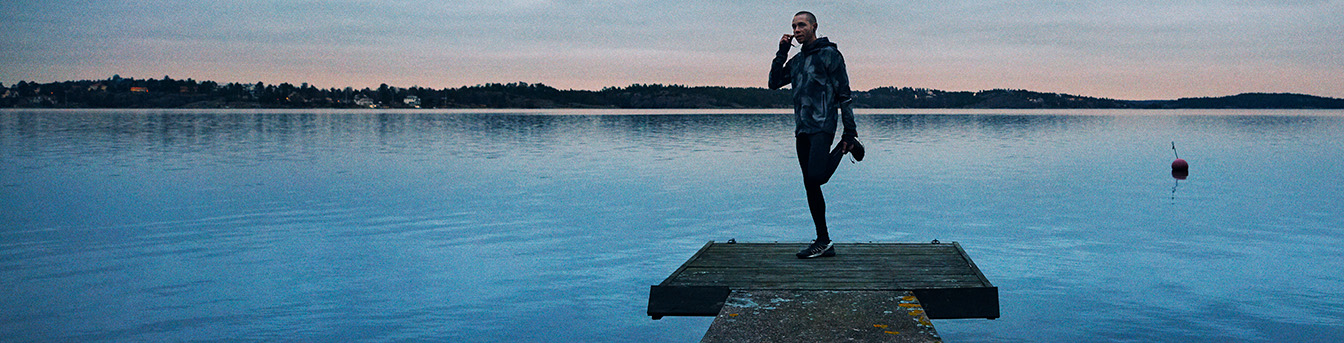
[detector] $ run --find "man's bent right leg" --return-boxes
[803,133,844,186]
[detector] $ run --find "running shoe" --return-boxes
[795,240,836,259]
[843,135,865,162]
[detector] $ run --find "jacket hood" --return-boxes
[801,37,837,54]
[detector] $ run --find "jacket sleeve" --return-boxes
[768,42,792,90]
[829,49,858,137]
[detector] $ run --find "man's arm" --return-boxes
[828,49,858,138]
[768,35,792,90]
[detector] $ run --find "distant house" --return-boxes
[354,95,377,108]
[130,87,149,93]
[285,91,305,103]
[87,83,107,92]
[403,95,421,108]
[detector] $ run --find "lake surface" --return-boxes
[3,108,1343,342]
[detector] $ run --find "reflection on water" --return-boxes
[2,109,1343,342]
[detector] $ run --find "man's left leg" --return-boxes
[797,132,845,258]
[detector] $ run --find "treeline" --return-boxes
[3,75,1342,109]
[0,75,789,109]
[860,87,1130,108]
[449,83,790,108]
[1142,93,1344,109]
[858,87,1344,109]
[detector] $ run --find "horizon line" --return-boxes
[8,75,1344,102]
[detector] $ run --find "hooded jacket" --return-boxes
[769,37,858,138]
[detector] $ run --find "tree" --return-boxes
[377,83,393,105]
[15,81,32,95]
[200,80,218,93]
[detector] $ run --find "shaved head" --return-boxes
[795,11,816,25]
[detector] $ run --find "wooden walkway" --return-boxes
[648,241,998,320]
[701,290,942,343]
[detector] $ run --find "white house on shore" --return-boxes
[354,95,377,108]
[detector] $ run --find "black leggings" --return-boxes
[796,132,846,242]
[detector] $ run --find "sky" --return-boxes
[3,0,1342,100]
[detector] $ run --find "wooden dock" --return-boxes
[648,241,998,320]
[701,290,942,343]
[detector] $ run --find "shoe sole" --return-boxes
[796,245,837,259]
[797,251,836,259]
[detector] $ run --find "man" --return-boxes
[769,10,864,259]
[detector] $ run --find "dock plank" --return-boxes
[649,241,998,320]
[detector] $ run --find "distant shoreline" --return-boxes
[5,76,1343,110]
[6,108,1343,117]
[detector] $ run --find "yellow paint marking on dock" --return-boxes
[898,303,920,308]
[873,324,888,328]
[902,296,916,301]
[727,313,738,317]
[909,310,925,316]
[884,331,900,335]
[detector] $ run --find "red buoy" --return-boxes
[1171,159,1189,180]
[1170,142,1189,172]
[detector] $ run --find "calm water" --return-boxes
[2,109,1343,342]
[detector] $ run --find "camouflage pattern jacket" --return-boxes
[769,37,858,138]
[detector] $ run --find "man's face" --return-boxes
[792,15,816,45]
